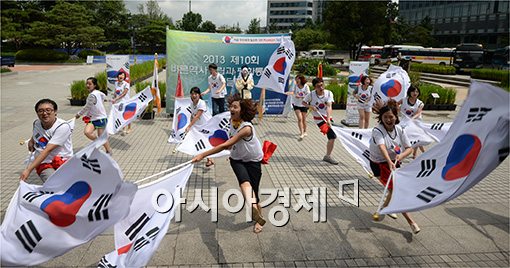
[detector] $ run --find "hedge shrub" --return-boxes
[16,48,69,62]
[325,82,348,104]
[294,59,337,77]
[70,80,88,100]
[418,83,456,105]
[410,63,456,75]
[1,67,12,73]
[470,68,509,82]
[78,49,104,59]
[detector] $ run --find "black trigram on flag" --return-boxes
[386,72,397,78]
[176,107,181,114]
[362,150,370,160]
[410,140,419,145]
[284,49,294,59]
[179,132,186,139]
[23,191,54,203]
[430,123,444,130]
[264,68,272,78]
[124,62,130,69]
[416,187,442,203]
[138,92,148,102]
[81,154,101,174]
[373,92,382,101]
[351,132,362,140]
[218,118,229,130]
[498,147,509,163]
[133,226,160,251]
[125,213,151,240]
[88,193,112,221]
[199,129,210,134]
[114,118,122,129]
[276,46,285,54]
[278,77,285,84]
[15,220,42,253]
[98,256,117,268]
[195,139,206,151]
[466,107,492,123]
[186,106,192,114]
[417,159,436,177]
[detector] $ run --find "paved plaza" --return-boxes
[0,65,508,267]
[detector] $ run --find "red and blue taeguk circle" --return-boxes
[177,113,188,130]
[40,181,92,227]
[442,134,482,181]
[381,79,402,98]
[208,129,229,147]
[122,102,137,120]
[273,57,287,75]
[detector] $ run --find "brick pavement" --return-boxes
[0,65,508,267]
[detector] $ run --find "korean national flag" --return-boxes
[1,135,137,266]
[168,98,193,144]
[381,82,509,214]
[176,112,231,158]
[256,37,295,94]
[331,126,373,175]
[106,86,153,135]
[100,163,193,268]
[372,64,410,103]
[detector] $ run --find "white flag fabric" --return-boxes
[372,65,410,103]
[415,120,452,142]
[106,86,154,135]
[177,112,231,157]
[381,82,509,214]
[399,116,435,148]
[331,126,373,175]
[100,163,193,268]
[256,37,296,93]
[1,136,137,266]
[168,98,193,144]
[151,58,162,113]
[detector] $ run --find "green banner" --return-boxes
[166,30,291,114]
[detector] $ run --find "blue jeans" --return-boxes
[212,97,225,116]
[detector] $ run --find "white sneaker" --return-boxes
[388,213,398,219]
[323,155,339,165]
[410,223,421,234]
[303,132,308,137]
[298,134,304,141]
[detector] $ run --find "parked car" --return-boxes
[1,56,15,67]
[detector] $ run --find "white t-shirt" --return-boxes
[229,121,263,162]
[114,81,130,102]
[369,123,411,163]
[291,84,310,107]
[400,97,424,119]
[32,118,73,164]
[303,90,334,124]
[208,73,226,98]
[77,90,107,121]
[190,99,211,127]
[355,85,373,105]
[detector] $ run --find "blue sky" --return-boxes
[125,0,268,29]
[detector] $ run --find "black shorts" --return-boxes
[230,158,262,203]
[293,105,308,113]
[317,121,337,140]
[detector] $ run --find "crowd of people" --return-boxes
[20,64,427,235]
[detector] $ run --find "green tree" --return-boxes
[323,1,388,59]
[78,0,131,51]
[0,0,46,50]
[25,2,105,55]
[293,28,329,51]
[217,23,242,34]
[176,11,202,31]
[247,18,261,34]
[200,20,216,33]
